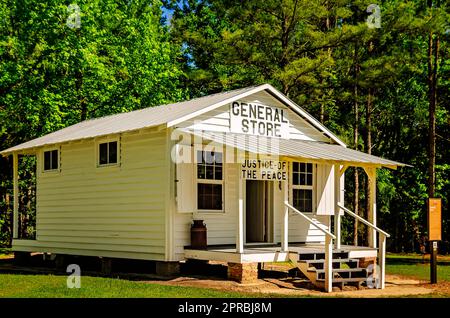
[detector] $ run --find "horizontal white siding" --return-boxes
[172,162,330,261]
[27,129,168,261]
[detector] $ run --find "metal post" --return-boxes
[430,241,437,284]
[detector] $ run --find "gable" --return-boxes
[176,90,333,143]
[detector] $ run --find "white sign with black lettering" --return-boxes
[240,159,288,181]
[230,101,290,138]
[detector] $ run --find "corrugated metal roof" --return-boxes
[184,130,406,168]
[0,85,261,155]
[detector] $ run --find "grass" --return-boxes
[0,253,449,297]
[0,273,269,298]
[0,248,12,259]
[386,253,450,282]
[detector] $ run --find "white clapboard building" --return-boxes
[1,84,405,292]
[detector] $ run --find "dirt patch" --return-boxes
[141,274,437,298]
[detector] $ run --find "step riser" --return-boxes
[298,252,349,261]
[305,260,359,270]
[317,271,367,280]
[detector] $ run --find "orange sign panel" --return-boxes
[428,198,442,241]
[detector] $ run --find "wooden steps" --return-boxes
[296,251,369,291]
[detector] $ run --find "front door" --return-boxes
[245,180,272,243]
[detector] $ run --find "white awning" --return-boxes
[182,130,407,169]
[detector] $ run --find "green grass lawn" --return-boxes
[0,273,267,298]
[0,253,449,298]
[386,253,450,282]
[0,248,12,259]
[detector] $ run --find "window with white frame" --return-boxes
[292,162,314,212]
[98,141,118,166]
[196,150,223,211]
[43,149,59,171]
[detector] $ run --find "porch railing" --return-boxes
[337,203,390,289]
[284,201,336,293]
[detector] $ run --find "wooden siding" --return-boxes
[171,162,332,261]
[177,91,331,143]
[22,128,168,260]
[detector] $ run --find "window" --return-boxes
[99,141,118,166]
[43,149,58,171]
[196,150,223,211]
[292,162,314,212]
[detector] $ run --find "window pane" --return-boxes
[198,183,222,210]
[293,189,313,212]
[300,163,306,173]
[306,173,313,186]
[108,142,117,164]
[44,151,51,170]
[197,151,203,164]
[205,165,214,179]
[307,163,313,173]
[99,143,108,165]
[292,172,298,185]
[293,162,299,173]
[197,164,205,179]
[214,166,222,180]
[300,174,306,185]
[204,151,214,164]
[214,152,222,164]
[51,150,58,170]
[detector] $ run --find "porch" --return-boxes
[184,243,377,264]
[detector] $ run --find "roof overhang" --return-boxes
[179,129,408,169]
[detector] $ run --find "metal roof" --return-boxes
[183,130,406,168]
[0,85,262,155]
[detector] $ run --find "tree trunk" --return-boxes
[353,88,359,246]
[365,87,373,231]
[427,28,439,199]
[353,41,360,246]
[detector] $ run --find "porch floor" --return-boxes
[184,243,377,263]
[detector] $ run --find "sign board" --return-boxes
[428,198,441,241]
[230,101,290,138]
[240,159,288,181]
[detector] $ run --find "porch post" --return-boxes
[334,165,346,250]
[378,233,387,289]
[364,167,377,248]
[13,153,19,239]
[282,181,289,252]
[236,177,244,253]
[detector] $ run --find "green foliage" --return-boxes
[0,0,449,253]
[0,0,186,246]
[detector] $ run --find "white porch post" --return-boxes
[364,167,377,248]
[13,153,19,239]
[334,165,346,250]
[236,177,244,253]
[282,181,289,252]
[324,235,333,292]
[378,233,387,289]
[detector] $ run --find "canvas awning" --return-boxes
[181,129,407,169]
